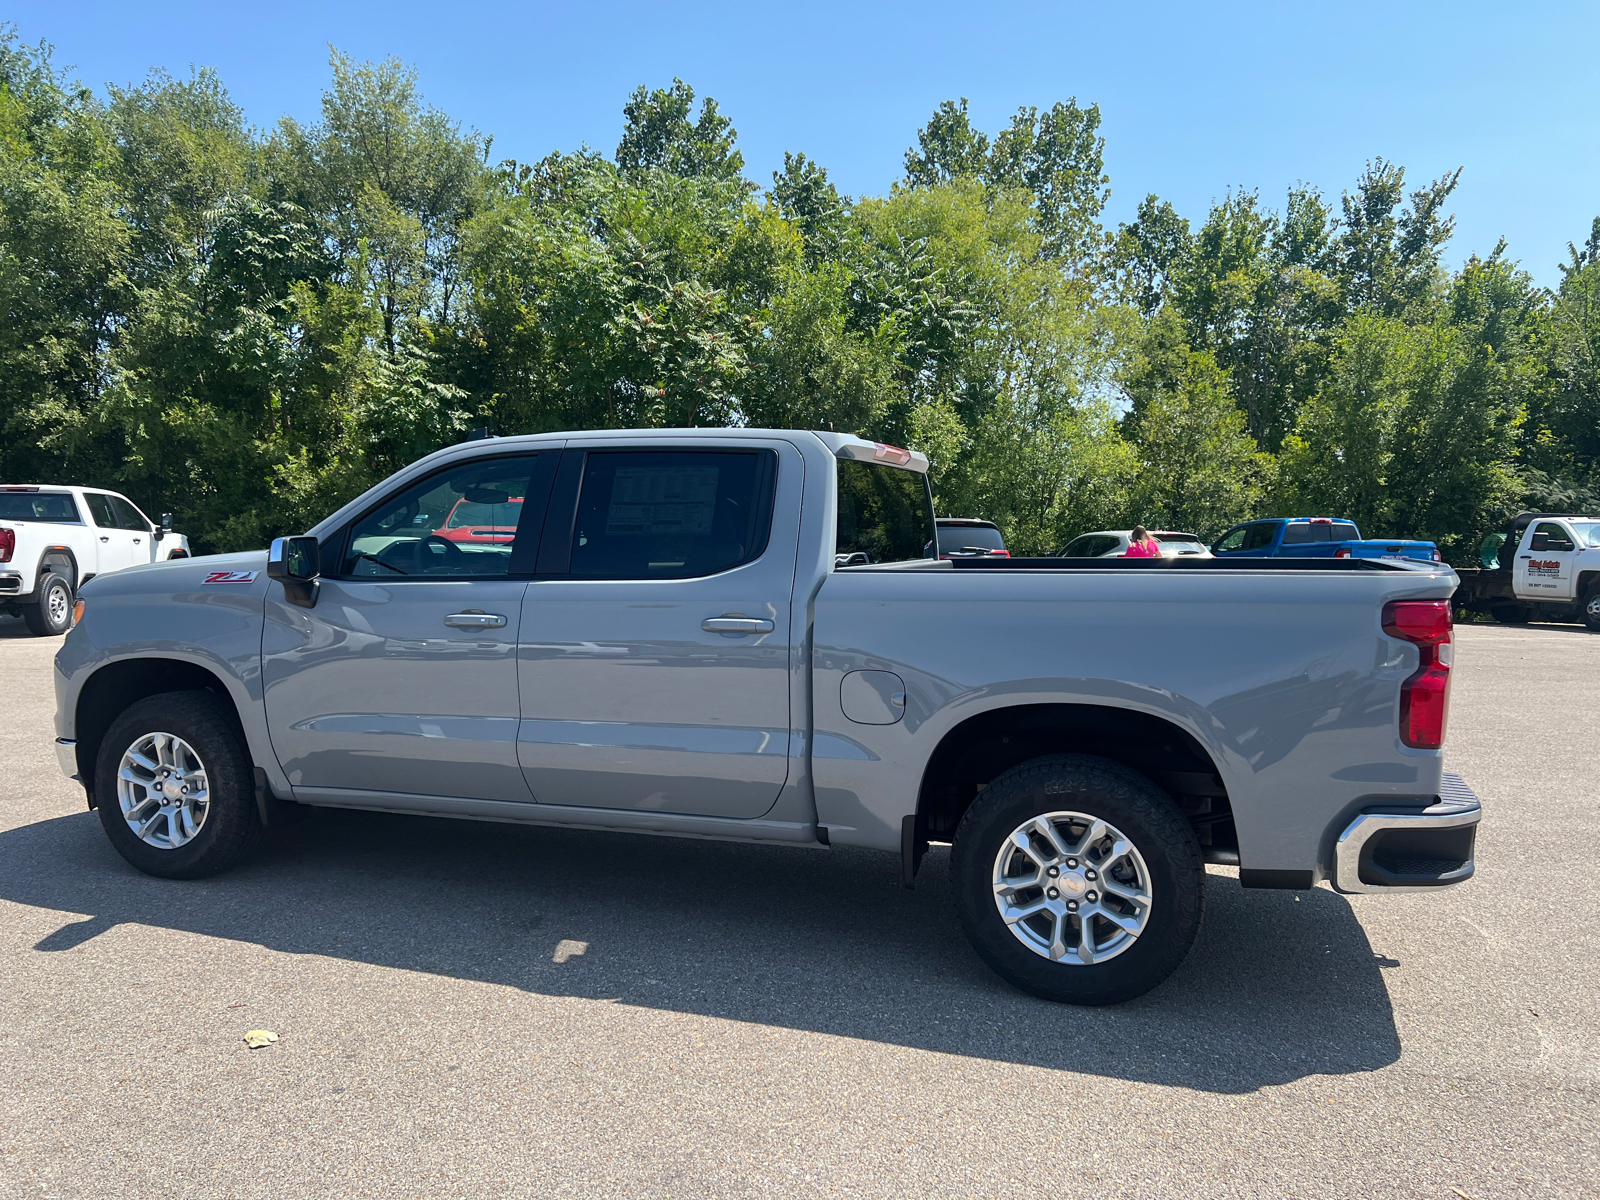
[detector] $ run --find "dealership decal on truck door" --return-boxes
[202,570,259,584]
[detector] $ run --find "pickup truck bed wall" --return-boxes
[813,562,1452,870]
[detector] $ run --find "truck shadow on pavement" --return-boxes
[4,806,1401,1093]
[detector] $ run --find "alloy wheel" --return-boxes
[116,732,211,849]
[992,810,1154,964]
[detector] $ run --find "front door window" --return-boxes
[262,453,555,803]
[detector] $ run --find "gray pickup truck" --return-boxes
[53,429,1481,1004]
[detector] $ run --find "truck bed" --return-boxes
[934,557,1415,572]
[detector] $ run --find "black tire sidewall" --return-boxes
[94,691,261,879]
[952,753,1205,1006]
[1584,588,1600,632]
[26,573,73,636]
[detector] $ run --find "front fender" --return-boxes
[54,554,283,794]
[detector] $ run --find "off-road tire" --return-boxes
[952,753,1205,1006]
[95,690,263,879]
[24,572,73,636]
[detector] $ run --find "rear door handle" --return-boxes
[444,611,507,628]
[702,615,774,634]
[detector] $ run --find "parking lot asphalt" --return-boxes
[0,618,1595,1200]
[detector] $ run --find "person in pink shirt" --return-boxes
[1123,525,1163,558]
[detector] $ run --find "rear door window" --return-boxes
[1242,522,1278,551]
[836,459,936,566]
[567,450,777,580]
[83,493,117,527]
[1281,523,1329,544]
[1061,536,1107,557]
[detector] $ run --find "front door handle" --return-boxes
[132,537,141,544]
[100,536,109,542]
[444,611,507,629]
[702,615,774,635]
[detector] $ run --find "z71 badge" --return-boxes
[201,570,259,585]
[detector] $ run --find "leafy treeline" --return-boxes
[2,32,1597,558]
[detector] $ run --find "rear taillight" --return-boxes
[1334,547,1351,559]
[0,528,13,563]
[1382,600,1452,749]
[872,442,912,466]
[1433,550,1442,562]
[991,549,1010,557]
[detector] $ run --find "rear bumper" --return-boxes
[1333,772,1480,894]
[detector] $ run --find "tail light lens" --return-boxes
[1334,547,1351,559]
[0,528,13,563]
[1382,600,1452,749]
[991,549,1011,557]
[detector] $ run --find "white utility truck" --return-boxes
[1454,512,1600,629]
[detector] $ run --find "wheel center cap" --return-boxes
[1060,871,1088,897]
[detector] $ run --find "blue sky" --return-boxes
[13,1,1598,286]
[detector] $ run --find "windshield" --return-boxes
[936,525,1006,554]
[1572,521,1600,548]
[0,492,82,523]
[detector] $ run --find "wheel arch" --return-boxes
[37,545,79,590]
[912,702,1236,868]
[74,658,244,806]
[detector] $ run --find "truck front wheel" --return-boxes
[1584,587,1600,633]
[951,754,1204,1005]
[94,691,264,879]
[24,572,73,636]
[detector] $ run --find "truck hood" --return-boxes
[78,549,267,598]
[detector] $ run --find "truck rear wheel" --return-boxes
[94,690,263,879]
[951,754,1204,1006]
[24,572,73,636]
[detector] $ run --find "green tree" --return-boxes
[769,151,849,263]
[1534,217,1600,484]
[1122,310,1274,537]
[0,33,128,483]
[902,98,990,186]
[616,78,746,184]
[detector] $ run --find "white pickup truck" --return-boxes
[0,485,190,635]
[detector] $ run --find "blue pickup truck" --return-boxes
[1211,517,1441,565]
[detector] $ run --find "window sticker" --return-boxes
[605,466,719,536]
